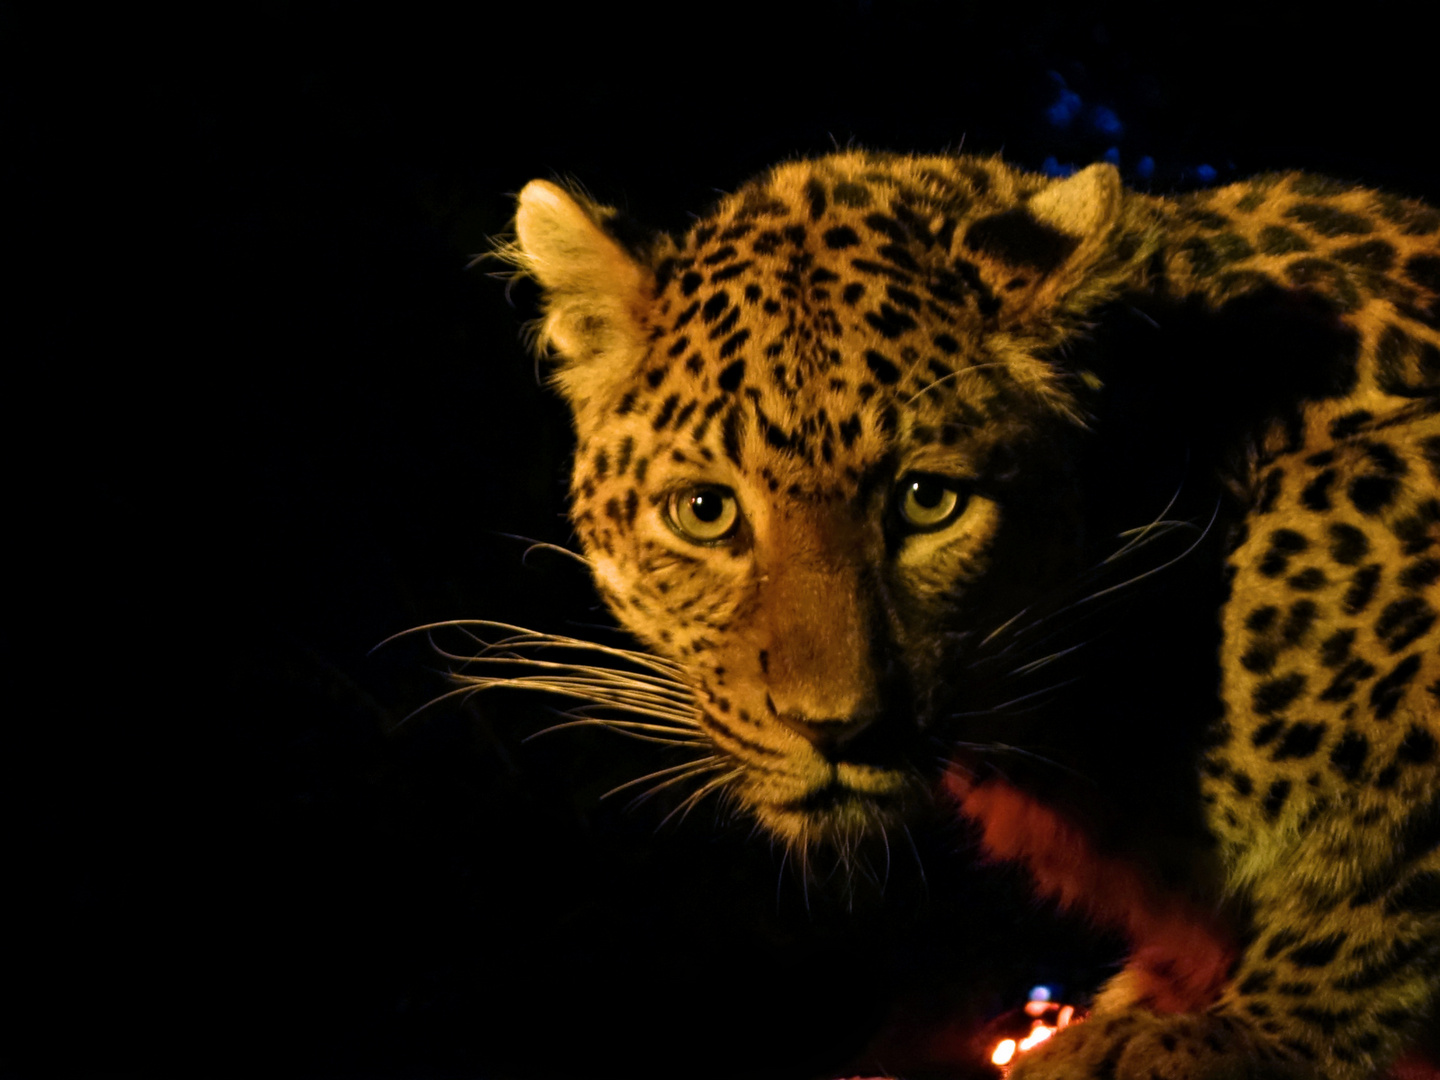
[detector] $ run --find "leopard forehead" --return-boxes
[571,155,1072,500]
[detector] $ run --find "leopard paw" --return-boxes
[1010,1011,1307,1080]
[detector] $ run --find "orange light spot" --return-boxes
[991,1000,1086,1072]
[1019,1024,1055,1051]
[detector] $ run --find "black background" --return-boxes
[10,3,1439,1077]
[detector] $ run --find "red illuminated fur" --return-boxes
[945,770,1235,1014]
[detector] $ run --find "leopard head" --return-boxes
[504,153,1158,846]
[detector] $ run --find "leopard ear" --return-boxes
[509,180,657,416]
[962,163,1145,328]
[960,163,1156,422]
[1027,161,1125,247]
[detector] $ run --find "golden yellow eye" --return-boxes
[899,475,965,529]
[667,486,739,543]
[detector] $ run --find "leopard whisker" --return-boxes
[944,741,1089,783]
[459,667,693,706]
[529,717,704,745]
[446,658,693,703]
[563,701,697,726]
[774,840,792,909]
[1006,642,1086,678]
[395,680,489,726]
[973,500,1218,662]
[442,673,697,728]
[563,619,640,637]
[380,619,685,678]
[947,677,1081,719]
[798,834,813,912]
[1101,477,1188,564]
[601,755,727,800]
[1074,498,1219,606]
[624,762,732,810]
[904,361,1011,405]
[899,822,926,890]
[519,693,697,726]
[488,532,595,571]
[543,692,696,724]
[970,593,1131,686]
[656,768,744,831]
[942,751,1016,788]
[978,603,1038,650]
[1103,519,1199,563]
[877,820,892,893]
[456,664,688,697]
[475,631,685,675]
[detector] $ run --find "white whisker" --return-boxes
[657,769,743,831]
[453,676,694,721]
[485,531,595,571]
[528,717,703,745]
[1006,643,1086,678]
[948,677,1081,718]
[1076,498,1219,605]
[446,657,691,701]
[904,360,1010,405]
[378,620,684,677]
[878,821,892,893]
[900,823,926,890]
[1101,478,1188,564]
[946,741,1089,782]
[975,498,1219,661]
[799,838,812,912]
[472,670,691,705]
[394,680,487,726]
[978,602,1036,649]
[602,756,726,799]
[626,763,731,808]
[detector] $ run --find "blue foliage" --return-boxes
[1038,69,1227,189]
[1047,90,1083,128]
[1088,106,1123,138]
[1044,71,1083,128]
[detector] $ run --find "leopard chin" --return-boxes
[744,759,924,846]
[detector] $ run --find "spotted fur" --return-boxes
[502,152,1440,1079]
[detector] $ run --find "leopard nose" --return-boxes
[775,710,874,754]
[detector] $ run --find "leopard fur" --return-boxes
[502,151,1440,1079]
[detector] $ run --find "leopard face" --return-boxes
[508,154,1158,843]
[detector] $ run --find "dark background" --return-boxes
[10,3,1438,1077]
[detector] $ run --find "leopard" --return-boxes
[490,150,1440,1080]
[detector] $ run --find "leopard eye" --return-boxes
[666,486,740,543]
[898,474,967,530]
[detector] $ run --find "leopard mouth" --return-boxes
[778,780,898,816]
[753,762,919,841]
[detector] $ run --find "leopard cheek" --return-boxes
[589,555,633,616]
[897,494,1001,605]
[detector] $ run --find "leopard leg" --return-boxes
[1011,805,1440,1080]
